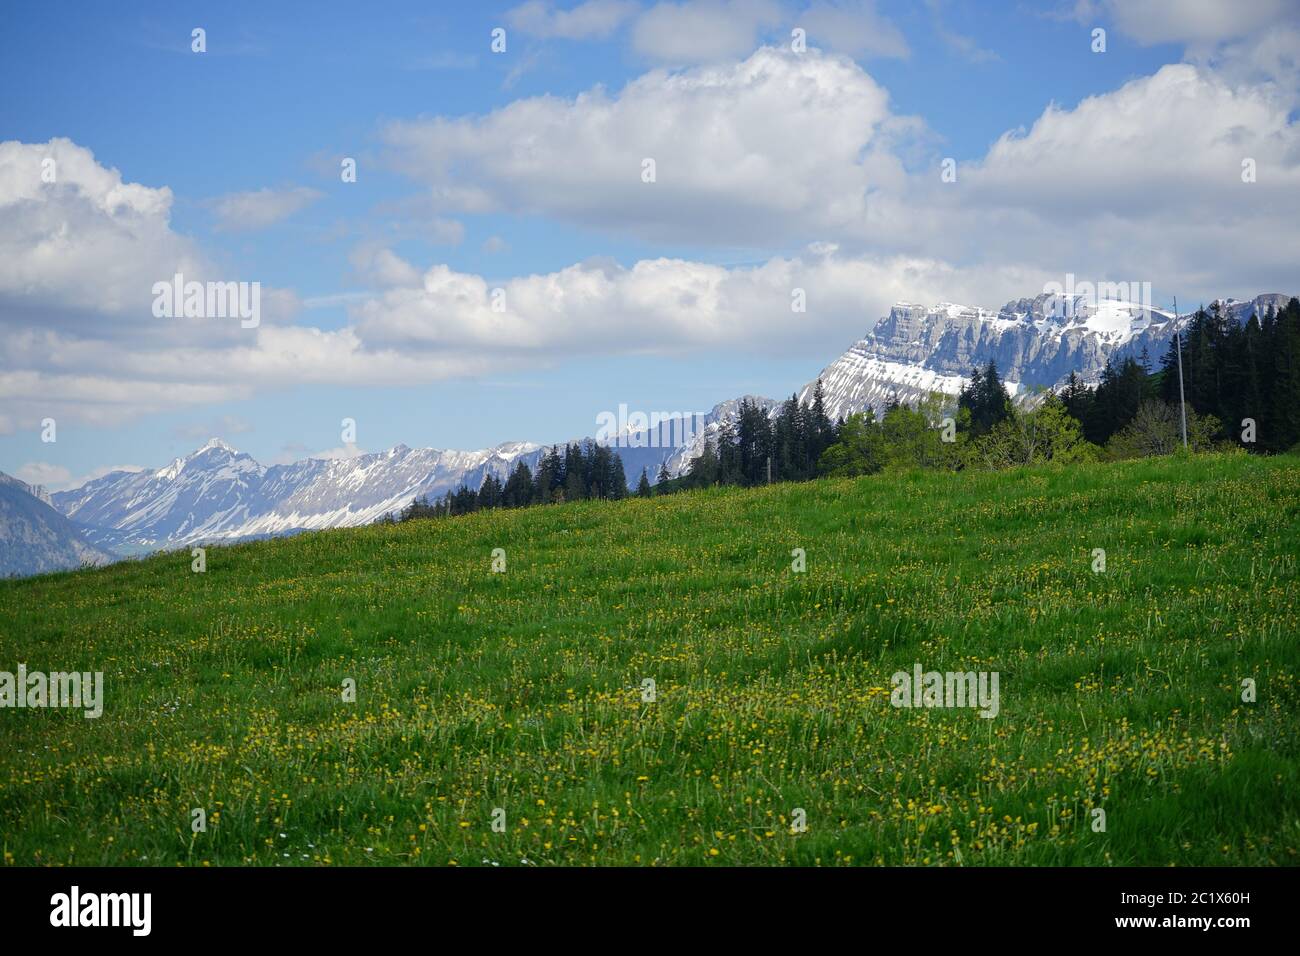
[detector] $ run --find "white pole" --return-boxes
[1174,295,1188,449]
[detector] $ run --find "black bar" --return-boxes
[0,866,1291,942]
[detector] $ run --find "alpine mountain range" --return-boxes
[2,289,1291,576]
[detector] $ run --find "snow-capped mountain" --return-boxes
[0,472,115,576]
[622,395,781,478]
[53,437,546,552]
[796,293,1292,421]
[27,289,1292,567]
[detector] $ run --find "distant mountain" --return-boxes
[796,293,1292,421]
[53,438,548,552]
[27,289,1292,570]
[0,472,115,577]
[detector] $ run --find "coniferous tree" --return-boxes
[534,446,562,503]
[1270,298,1300,451]
[1060,371,1094,427]
[608,450,628,499]
[1086,357,1153,444]
[637,468,652,498]
[563,443,585,499]
[478,473,502,509]
[810,379,834,463]
[687,438,720,487]
[503,460,533,507]
[959,361,1011,436]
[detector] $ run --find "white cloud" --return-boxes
[13,462,70,490]
[15,460,144,493]
[383,47,915,244]
[897,61,1300,296]
[632,0,783,63]
[1076,0,1293,46]
[210,186,322,232]
[383,42,1300,303]
[800,0,910,59]
[6,24,1300,440]
[0,138,207,319]
[348,246,1032,359]
[507,0,639,39]
[350,244,424,289]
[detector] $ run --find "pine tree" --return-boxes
[564,462,586,502]
[1270,298,1300,451]
[1087,357,1152,444]
[959,361,1010,436]
[504,460,534,507]
[688,438,720,487]
[637,468,652,498]
[1060,371,1094,427]
[564,443,585,498]
[542,446,565,501]
[810,379,833,462]
[609,452,628,499]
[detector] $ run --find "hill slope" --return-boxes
[1,453,1297,865]
[0,472,115,577]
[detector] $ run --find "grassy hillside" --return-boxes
[2,452,1298,866]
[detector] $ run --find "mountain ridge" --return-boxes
[0,471,116,576]
[30,290,1296,563]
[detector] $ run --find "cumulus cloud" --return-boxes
[885,61,1300,297]
[382,47,915,244]
[347,246,1033,360]
[210,186,322,232]
[0,138,207,321]
[6,20,1300,438]
[382,42,1300,304]
[0,139,301,350]
[350,244,424,289]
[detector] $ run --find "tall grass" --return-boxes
[1,453,1297,866]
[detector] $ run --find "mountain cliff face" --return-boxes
[0,472,115,576]
[797,293,1291,421]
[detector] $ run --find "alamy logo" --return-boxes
[50,886,151,936]
[594,403,708,449]
[890,663,1000,718]
[0,666,103,718]
[1042,272,1152,321]
[152,272,260,328]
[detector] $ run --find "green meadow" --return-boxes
[1,452,1298,866]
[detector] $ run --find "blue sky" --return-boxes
[2,0,1297,488]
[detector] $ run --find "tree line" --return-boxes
[390,439,632,522]
[1062,297,1300,453]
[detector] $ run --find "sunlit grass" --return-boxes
[1,452,1297,866]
